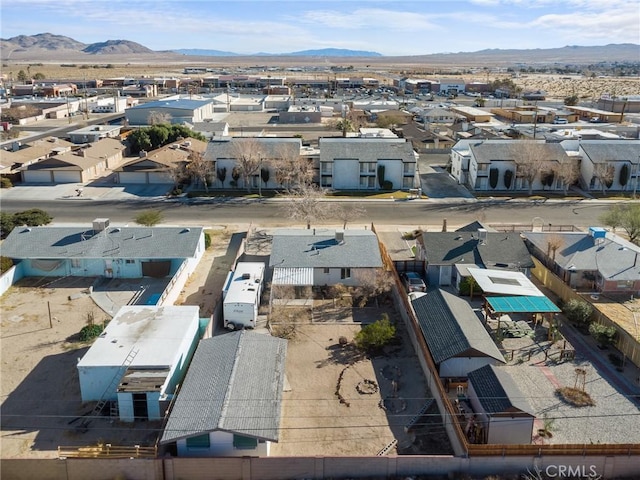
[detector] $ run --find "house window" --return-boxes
[125,259,135,264]
[359,176,375,188]
[186,434,210,449]
[71,259,81,268]
[403,163,414,176]
[359,162,376,174]
[403,177,413,189]
[320,162,332,174]
[323,267,330,274]
[233,435,258,449]
[340,268,351,279]
[321,175,332,187]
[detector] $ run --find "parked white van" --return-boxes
[553,118,568,124]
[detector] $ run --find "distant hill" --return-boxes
[283,48,382,57]
[173,48,238,57]
[2,33,85,51]
[82,40,153,55]
[1,33,637,66]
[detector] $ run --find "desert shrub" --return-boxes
[562,299,593,327]
[204,232,211,249]
[12,208,52,227]
[134,209,163,226]
[79,323,104,341]
[354,314,396,354]
[0,256,14,274]
[504,169,513,189]
[0,177,12,188]
[556,386,596,407]
[589,322,616,347]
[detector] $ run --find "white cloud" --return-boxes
[298,8,440,31]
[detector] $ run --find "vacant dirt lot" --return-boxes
[270,305,448,457]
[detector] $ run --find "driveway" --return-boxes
[418,165,474,199]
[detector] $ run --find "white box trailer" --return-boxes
[222,262,265,330]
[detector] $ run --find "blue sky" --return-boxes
[2,0,638,56]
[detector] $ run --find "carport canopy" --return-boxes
[272,267,314,286]
[486,295,561,314]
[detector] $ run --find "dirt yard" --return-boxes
[269,305,449,457]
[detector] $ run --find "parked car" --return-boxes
[400,272,426,293]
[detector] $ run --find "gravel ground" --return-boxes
[494,320,640,445]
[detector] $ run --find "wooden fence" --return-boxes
[58,444,157,459]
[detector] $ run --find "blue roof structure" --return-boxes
[486,296,560,313]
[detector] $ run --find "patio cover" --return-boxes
[486,296,561,314]
[467,267,543,296]
[272,267,314,286]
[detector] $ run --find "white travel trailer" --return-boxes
[222,262,265,330]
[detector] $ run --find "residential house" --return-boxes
[523,227,640,295]
[449,106,495,123]
[125,98,215,125]
[20,137,125,183]
[394,122,455,153]
[572,140,640,193]
[160,330,287,457]
[77,305,200,422]
[450,139,572,192]
[318,137,418,190]
[411,289,505,378]
[205,137,307,189]
[0,137,76,174]
[191,121,229,140]
[115,137,207,185]
[0,219,205,281]
[67,124,123,144]
[466,365,535,444]
[269,228,383,291]
[415,225,534,287]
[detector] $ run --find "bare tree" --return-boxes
[187,150,213,192]
[334,203,366,229]
[555,159,580,195]
[592,162,615,194]
[281,184,329,229]
[167,161,188,190]
[230,138,265,193]
[274,143,313,189]
[510,141,547,195]
[545,234,565,267]
[353,268,395,308]
[147,111,172,125]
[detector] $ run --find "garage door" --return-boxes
[53,171,82,183]
[119,172,148,184]
[23,171,53,183]
[147,172,173,184]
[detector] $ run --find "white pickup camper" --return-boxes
[222,262,265,330]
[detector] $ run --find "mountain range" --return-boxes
[1,33,638,65]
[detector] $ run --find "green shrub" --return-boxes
[0,177,12,188]
[562,299,593,327]
[79,323,104,341]
[0,256,14,274]
[134,209,163,226]
[12,208,52,227]
[381,180,393,190]
[204,232,211,249]
[354,314,396,354]
[589,322,616,347]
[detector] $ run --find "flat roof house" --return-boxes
[77,305,201,422]
[160,330,287,457]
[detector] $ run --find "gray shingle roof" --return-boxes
[411,289,504,365]
[1,225,203,260]
[470,141,569,165]
[269,229,383,269]
[580,141,640,164]
[206,137,302,160]
[319,137,415,163]
[523,231,640,281]
[418,232,534,270]
[160,331,287,444]
[467,364,533,415]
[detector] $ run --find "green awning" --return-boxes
[487,296,561,313]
